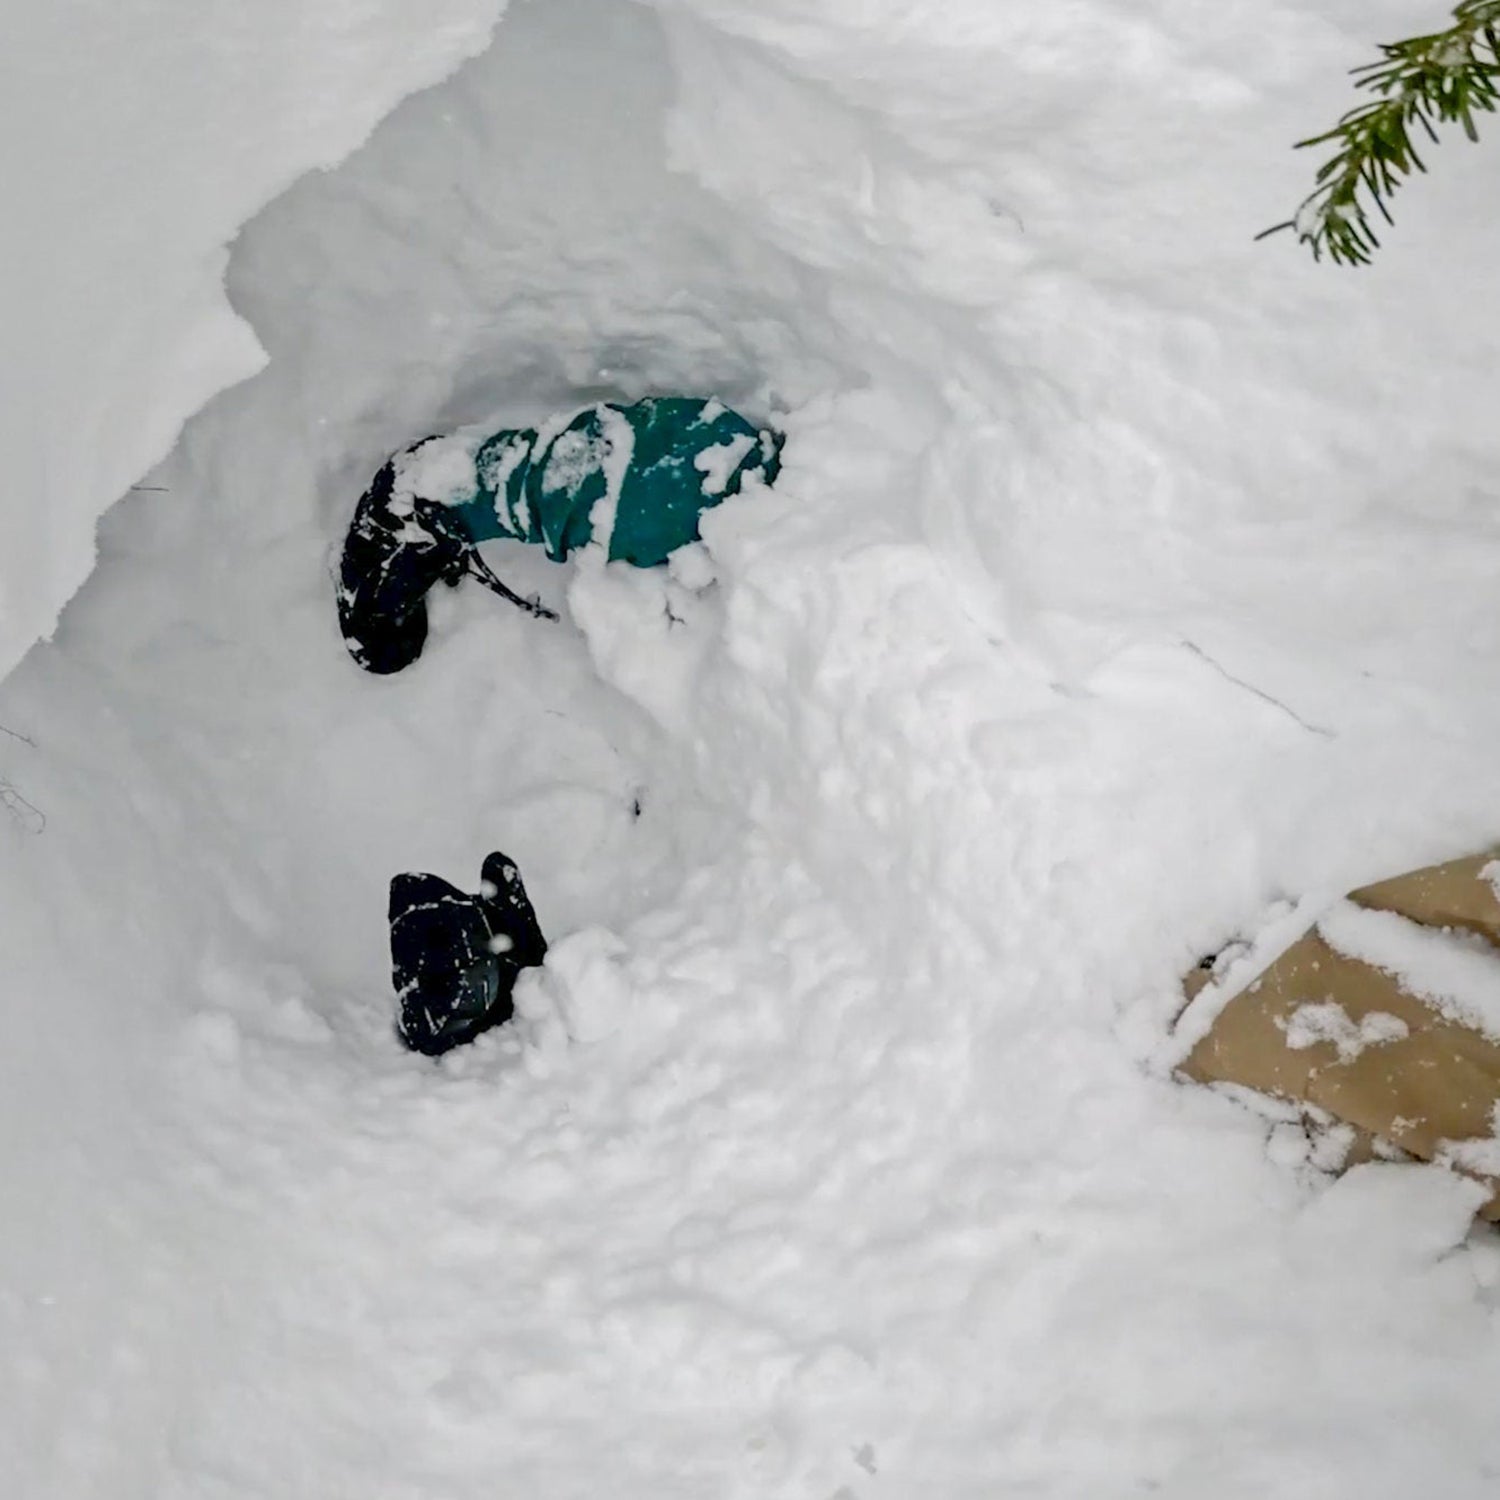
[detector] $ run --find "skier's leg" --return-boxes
[337,457,468,675]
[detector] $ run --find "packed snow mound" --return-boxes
[5,0,1500,1496]
[0,0,508,686]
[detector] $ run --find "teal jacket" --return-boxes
[403,397,783,568]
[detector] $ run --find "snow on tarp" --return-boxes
[1320,899,1500,1043]
[0,0,509,686]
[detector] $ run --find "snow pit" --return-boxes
[5,0,1500,1495]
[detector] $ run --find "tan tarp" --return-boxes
[1178,849,1500,1218]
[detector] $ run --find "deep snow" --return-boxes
[0,0,508,684]
[5,0,1500,1495]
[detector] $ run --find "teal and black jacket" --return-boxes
[401,396,783,566]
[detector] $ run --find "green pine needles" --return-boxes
[1263,0,1500,264]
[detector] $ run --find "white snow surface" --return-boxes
[5,0,1500,1496]
[0,0,509,684]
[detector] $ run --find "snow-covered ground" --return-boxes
[0,0,508,684]
[5,0,1500,1495]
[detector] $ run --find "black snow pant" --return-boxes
[389,851,547,1056]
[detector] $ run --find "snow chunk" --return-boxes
[390,436,480,508]
[1291,1162,1488,1269]
[1282,1001,1409,1061]
[694,433,756,496]
[541,428,607,498]
[1307,1119,1361,1174]
[1438,1102,1500,1178]
[667,541,717,592]
[1441,1134,1500,1178]
[477,431,534,530]
[534,406,635,552]
[588,405,636,555]
[538,406,628,494]
[515,926,630,1046]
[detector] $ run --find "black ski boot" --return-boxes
[389,851,548,1056]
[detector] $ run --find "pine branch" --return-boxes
[1261,0,1500,265]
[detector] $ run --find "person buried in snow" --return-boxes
[336,394,784,677]
[337,395,784,1055]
